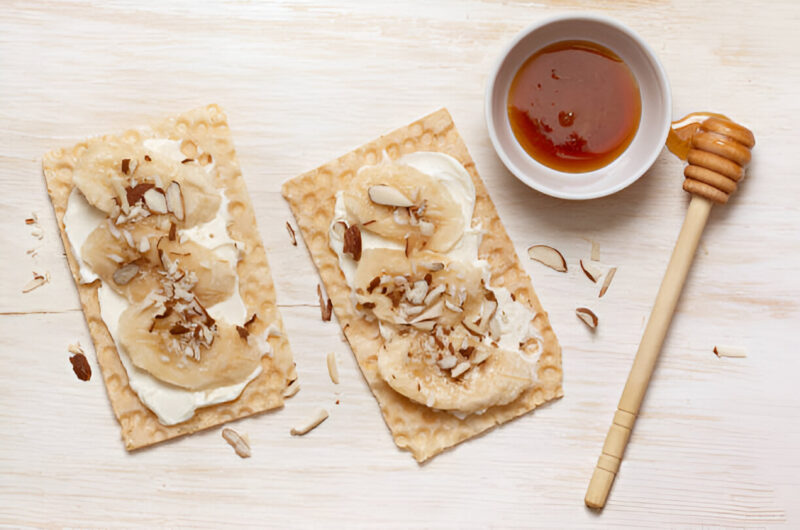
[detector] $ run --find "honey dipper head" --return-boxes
[682,117,755,204]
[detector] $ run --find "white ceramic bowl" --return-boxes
[485,14,671,200]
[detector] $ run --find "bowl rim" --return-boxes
[484,12,672,200]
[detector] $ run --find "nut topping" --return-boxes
[575,307,599,329]
[112,263,139,285]
[528,244,567,272]
[165,182,185,221]
[143,188,168,214]
[343,224,362,261]
[368,184,415,207]
[221,427,251,458]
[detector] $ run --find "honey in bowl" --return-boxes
[507,40,642,173]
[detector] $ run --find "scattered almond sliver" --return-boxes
[579,259,604,283]
[290,408,329,436]
[221,427,251,458]
[327,352,339,384]
[317,284,333,321]
[575,307,598,329]
[527,244,567,272]
[591,240,600,261]
[598,267,617,298]
[283,378,300,398]
[22,270,50,293]
[713,345,747,358]
[285,221,297,246]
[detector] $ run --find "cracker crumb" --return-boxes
[290,408,329,436]
[327,352,339,384]
[221,427,251,458]
[713,345,747,358]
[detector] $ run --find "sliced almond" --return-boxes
[410,299,445,323]
[22,271,50,293]
[285,222,297,246]
[598,267,617,298]
[326,352,339,384]
[368,185,414,207]
[332,221,347,239]
[143,188,168,214]
[419,220,435,236]
[451,361,471,378]
[221,427,251,458]
[343,224,362,261]
[317,284,333,321]
[290,408,329,436]
[283,378,300,398]
[713,345,747,358]
[165,182,184,220]
[591,240,600,261]
[576,307,598,329]
[112,263,139,285]
[528,245,567,272]
[580,259,604,283]
[419,261,444,272]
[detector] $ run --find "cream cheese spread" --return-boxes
[329,151,542,371]
[62,138,263,425]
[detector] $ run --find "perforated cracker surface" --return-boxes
[43,104,296,450]
[282,108,562,461]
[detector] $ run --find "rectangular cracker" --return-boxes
[43,104,296,450]
[282,108,562,461]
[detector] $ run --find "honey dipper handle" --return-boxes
[585,195,713,509]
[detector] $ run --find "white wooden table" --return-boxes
[2,1,798,527]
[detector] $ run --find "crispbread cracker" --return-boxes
[282,108,562,461]
[43,104,296,450]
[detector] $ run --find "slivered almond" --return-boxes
[112,263,139,285]
[580,259,604,283]
[285,222,297,246]
[410,299,445,323]
[528,245,567,272]
[576,307,598,329]
[332,221,347,238]
[317,284,333,321]
[221,427,251,458]
[713,345,747,358]
[419,261,444,272]
[22,271,50,293]
[326,352,339,384]
[598,267,617,298]
[144,188,168,214]
[290,408,329,436]
[591,240,600,261]
[283,378,300,398]
[368,185,414,207]
[343,224,362,261]
[166,182,184,221]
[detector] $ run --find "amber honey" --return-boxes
[507,40,641,173]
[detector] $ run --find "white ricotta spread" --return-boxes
[329,151,542,364]
[62,138,263,425]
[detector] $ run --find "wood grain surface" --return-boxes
[1,1,798,527]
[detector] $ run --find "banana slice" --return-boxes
[343,164,464,253]
[72,142,220,227]
[376,331,535,414]
[81,220,235,307]
[353,248,487,328]
[117,300,262,391]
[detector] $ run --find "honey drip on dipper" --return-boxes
[666,112,756,203]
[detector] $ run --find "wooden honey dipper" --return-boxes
[584,115,755,509]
